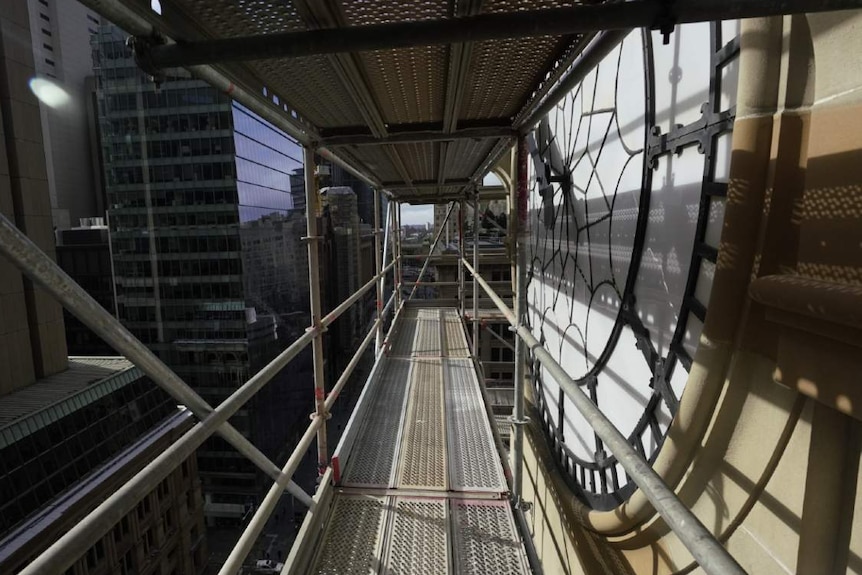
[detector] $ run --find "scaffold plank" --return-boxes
[305,308,525,575]
[414,319,443,356]
[342,359,412,487]
[451,499,529,575]
[443,316,471,357]
[444,359,507,492]
[389,318,419,357]
[310,495,388,575]
[383,497,450,575]
[397,358,447,490]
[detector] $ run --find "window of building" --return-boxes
[85,540,104,570]
[120,550,134,575]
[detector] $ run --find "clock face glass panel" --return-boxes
[526,22,740,509]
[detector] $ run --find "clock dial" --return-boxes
[527,22,739,509]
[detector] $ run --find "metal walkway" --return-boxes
[292,307,529,575]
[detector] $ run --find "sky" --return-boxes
[395,173,503,226]
[400,204,433,226]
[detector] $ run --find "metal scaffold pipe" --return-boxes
[374,188,384,351]
[458,199,466,318]
[512,136,529,503]
[304,147,328,478]
[472,192,480,359]
[0,212,310,501]
[462,258,747,575]
[16,316,318,575]
[393,202,403,308]
[143,0,862,68]
[219,307,389,575]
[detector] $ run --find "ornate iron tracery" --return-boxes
[527,23,739,509]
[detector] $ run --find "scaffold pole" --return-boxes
[472,190,480,359]
[374,187,384,352]
[304,146,328,478]
[512,135,529,503]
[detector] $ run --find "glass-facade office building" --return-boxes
[0,363,175,536]
[93,26,314,520]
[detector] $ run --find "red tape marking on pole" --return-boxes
[331,456,341,483]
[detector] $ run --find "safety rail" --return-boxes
[462,258,746,575]
[0,140,746,574]
[0,169,400,573]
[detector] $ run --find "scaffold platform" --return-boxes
[288,307,529,575]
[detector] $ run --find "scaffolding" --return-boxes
[6,0,862,573]
[0,139,744,574]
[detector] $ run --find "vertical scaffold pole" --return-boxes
[472,190,480,359]
[391,201,401,310]
[458,199,465,318]
[396,202,404,308]
[512,136,529,501]
[304,147,328,477]
[373,188,383,352]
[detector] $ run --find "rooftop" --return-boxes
[0,357,137,443]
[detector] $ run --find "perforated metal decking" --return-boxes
[308,307,529,575]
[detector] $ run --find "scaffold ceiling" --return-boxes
[85,0,858,203]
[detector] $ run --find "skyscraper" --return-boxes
[93,25,315,522]
[0,0,68,393]
[1,4,206,572]
[27,0,103,230]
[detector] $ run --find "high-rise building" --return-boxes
[27,0,103,231]
[0,0,69,394]
[1,4,207,573]
[325,187,362,350]
[0,359,208,575]
[92,25,315,522]
[55,218,118,355]
[0,357,207,575]
[433,203,460,248]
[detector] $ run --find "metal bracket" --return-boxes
[654,0,677,45]
[508,415,530,426]
[128,32,166,87]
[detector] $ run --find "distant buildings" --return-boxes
[27,0,104,230]
[0,359,207,575]
[55,219,118,356]
[1,5,206,573]
[92,25,315,522]
[0,0,69,393]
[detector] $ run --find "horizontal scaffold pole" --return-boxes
[0,212,310,503]
[143,0,862,68]
[462,258,747,575]
[218,299,394,575]
[0,206,397,574]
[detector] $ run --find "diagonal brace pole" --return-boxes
[408,200,455,301]
[0,212,312,504]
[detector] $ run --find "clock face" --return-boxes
[527,22,739,509]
